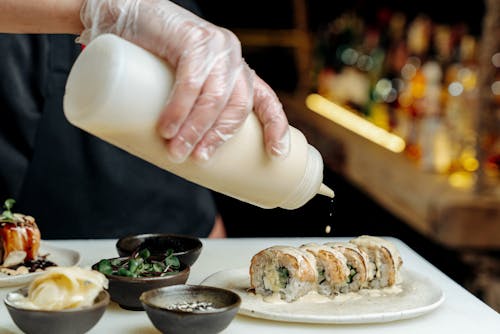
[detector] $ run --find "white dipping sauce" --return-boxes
[10,267,108,310]
[260,284,403,304]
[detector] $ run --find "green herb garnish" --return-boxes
[277,267,289,288]
[96,248,181,278]
[347,264,357,284]
[318,268,326,285]
[1,198,16,222]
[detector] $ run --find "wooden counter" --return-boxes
[281,93,500,249]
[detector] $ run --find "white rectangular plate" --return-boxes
[201,268,445,324]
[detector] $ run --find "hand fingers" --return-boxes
[165,49,242,162]
[252,75,290,159]
[191,63,254,163]
[156,22,216,141]
[162,29,242,162]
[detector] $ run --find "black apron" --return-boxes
[0,33,216,239]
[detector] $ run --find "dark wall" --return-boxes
[198,0,485,34]
[196,0,485,93]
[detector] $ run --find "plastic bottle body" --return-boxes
[63,34,331,209]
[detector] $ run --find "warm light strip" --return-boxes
[305,94,406,153]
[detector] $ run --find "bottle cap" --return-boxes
[319,183,335,198]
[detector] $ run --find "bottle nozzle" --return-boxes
[319,183,335,198]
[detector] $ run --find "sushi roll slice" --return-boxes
[249,245,317,302]
[299,243,350,296]
[324,241,374,292]
[350,235,403,288]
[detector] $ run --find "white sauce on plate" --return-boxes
[261,284,403,304]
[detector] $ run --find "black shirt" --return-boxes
[0,33,216,239]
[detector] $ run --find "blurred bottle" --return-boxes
[417,21,456,173]
[418,60,452,173]
[383,12,410,139]
[363,9,391,129]
[444,34,480,176]
[483,55,500,186]
[315,12,369,110]
[398,14,433,161]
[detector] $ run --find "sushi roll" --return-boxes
[350,235,403,288]
[250,245,317,302]
[324,241,374,292]
[299,243,350,296]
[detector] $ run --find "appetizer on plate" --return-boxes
[0,199,41,267]
[0,199,55,276]
[249,236,403,302]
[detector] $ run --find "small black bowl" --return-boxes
[116,233,203,267]
[4,288,109,334]
[92,257,190,311]
[141,285,241,334]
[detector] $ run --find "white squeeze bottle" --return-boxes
[63,34,334,209]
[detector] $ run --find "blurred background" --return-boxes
[196,0,500,311]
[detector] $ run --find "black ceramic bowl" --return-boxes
[4,287,109,334]
[140,285,241,334]
[116,233,203,267]
[92,257,190,311]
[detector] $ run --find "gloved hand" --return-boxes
[78,0,290,163]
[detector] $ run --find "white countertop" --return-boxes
[1,237,499,333]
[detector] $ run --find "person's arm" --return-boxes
[208,215,226,238]
[79,0,290,163]
[0,0,83,34]
[1,0,291,164]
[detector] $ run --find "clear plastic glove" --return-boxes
[78,0,290,163]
